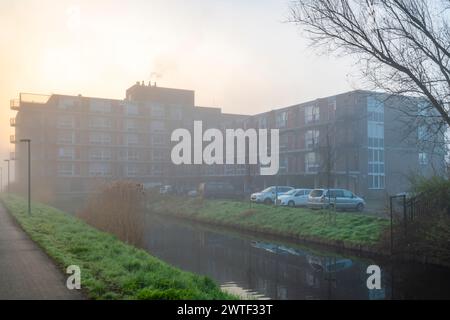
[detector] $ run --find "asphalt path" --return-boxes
[0,203,84,300]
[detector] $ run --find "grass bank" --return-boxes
[1,194,234,300]
[150,197,390,251]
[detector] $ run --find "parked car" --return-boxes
[277,189,312,207]
[251,186,294,204]
[307,189,366,212]
[159,185,174,195]
[187,190,198,197]
[198,182,241,200]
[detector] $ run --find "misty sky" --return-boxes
[0,0,358,160]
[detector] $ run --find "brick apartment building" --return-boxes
[10,83,446,208]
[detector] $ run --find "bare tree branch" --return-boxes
[288,0,450,136]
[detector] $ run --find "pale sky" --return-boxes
[0,0,357,161]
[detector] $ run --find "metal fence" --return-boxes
[389,192,448,253]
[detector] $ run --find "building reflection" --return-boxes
[144,216,376,300]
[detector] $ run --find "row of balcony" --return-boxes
[10,99,20,111]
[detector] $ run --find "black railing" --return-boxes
[389,192,448,253]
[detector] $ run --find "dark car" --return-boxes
[198,182,241,200]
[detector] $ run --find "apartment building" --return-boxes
[10,84,446,208]
[10,83,245,207]
[239,91,446,200]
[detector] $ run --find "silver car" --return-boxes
[251,186,294,204]
[308,189,365,212]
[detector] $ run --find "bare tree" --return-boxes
[288,0,450,150]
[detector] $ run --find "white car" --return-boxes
[251,186,294,204]
[278,189,312,207]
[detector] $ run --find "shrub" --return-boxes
[78,181,145,247]
[410,175,450,214]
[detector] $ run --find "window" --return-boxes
[419,153,428,166]
[368,97,385,190]
[151,164,163,176]
[125,103,139,116]
[126,164,139,177]
[343,190,353,198]
[152,149,167,162]
[127,149,139,161]
[152,134,166,146]
[328,190,344,198]
[305,152,319,173]
[57,131,75,144]
[418,125,427,141]
[58,98,77,110]
[279,157,288,173]
[151,104,165,118]
[89,148,111,161]
[305,130,320,149]
[328,98,337,120]
[151,120,165,133]
[89,163,112,177]
[58,147,75,160]
[279,134,288,151]
[258,117,268,129]
[418,101,432,117]
[305,106,320,124]
[125,119,137,131]
[125,133,139,145]
[90,133,111,145]
[57,116,74,128]
[276,112,288,128]
[369,175,385,190]
[89,117,111,129]
[90,100,111,113]
[58,163,75,176]
[170,108,182,120]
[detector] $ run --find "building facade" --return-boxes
[10,84,446,208]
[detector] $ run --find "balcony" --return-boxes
[10,135,17,144]
[10,99,20,111]
[10,118,16,127]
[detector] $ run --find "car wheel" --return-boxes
[288,201,295,208]
[264,198,273,205]
[356,203,364,212]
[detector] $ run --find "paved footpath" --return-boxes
[0,203,84,299]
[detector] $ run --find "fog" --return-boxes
[0,0,358,164]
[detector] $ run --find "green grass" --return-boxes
[1,194,235,300]
[150,197,389,247]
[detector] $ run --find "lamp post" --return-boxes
[0,167,2,193]
[4,160,10,193]
[20,139,31,215]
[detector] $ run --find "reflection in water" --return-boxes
[143,215,450,300]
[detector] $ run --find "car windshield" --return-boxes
[262,187,273,193]
[284,190,297,196]
[310,190,324,197]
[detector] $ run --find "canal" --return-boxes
[143,214,450,300]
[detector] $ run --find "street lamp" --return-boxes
[4,160,10,193]
[20,139,31,215]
